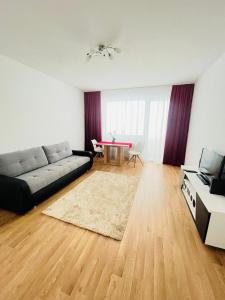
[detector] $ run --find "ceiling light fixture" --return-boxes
[86,44,121,61]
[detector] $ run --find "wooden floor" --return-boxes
[0,161,225,300]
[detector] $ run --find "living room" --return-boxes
[0,1,225,300]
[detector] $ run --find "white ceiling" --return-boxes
[1,0,225,91]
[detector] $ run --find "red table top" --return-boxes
[97,141,133,148]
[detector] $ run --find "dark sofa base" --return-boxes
[0,175,33,214]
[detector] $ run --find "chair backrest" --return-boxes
[133,141,144,153]
[91,139,98,151]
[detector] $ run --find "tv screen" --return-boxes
[199,148,224,178]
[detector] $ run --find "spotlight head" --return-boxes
[108,53,114,60]
[86,54,92,61]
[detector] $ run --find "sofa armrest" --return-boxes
[72,150,93,158]
[72,150,94,169]
[0,175,34,214]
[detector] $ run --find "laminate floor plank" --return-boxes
[0,161,225,300]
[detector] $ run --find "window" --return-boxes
[102,87,171,162]
[106,100,145,136]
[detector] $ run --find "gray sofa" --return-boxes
[0,141,93,214]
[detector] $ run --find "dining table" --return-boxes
[96,141,133,166]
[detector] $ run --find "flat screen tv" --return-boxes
[198,148,225,184]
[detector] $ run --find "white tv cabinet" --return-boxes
[180,165,225,249]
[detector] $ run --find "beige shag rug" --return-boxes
[43,171,139,240]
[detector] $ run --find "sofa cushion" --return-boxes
[42,141,72,164]
[0,147,48,177]
[17,155,90,194]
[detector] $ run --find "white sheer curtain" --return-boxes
[106,100,145,136]
[101,86,171,163]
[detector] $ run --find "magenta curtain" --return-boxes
[84,91,102,151]
[163,84,194,166]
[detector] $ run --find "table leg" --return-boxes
[103,145,125,166]
[119,147,124,165]
[116,146,121,165]
[104,145,109,164]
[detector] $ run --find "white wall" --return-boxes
[0,54,84,154]
[186,52,225,166]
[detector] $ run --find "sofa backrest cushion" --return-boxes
[0,147,49,177]
[42,141,72,164]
